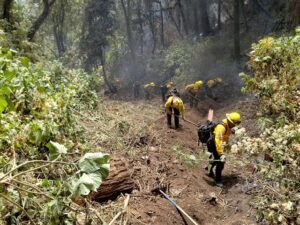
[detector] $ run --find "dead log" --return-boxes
[90,158,135,202]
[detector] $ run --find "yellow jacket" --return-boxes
[213,119,232,155]
[144,82,155,90]
[166,81,174,89]
[207,78,223,88]
[185,84,200,94]
[165,96,185,115]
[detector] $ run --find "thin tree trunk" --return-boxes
[217,0,221,30]
[52,0,67,57]
[199,0,211,36]
[100,48,116,94]
[177,0,188,35]
[234,0,240,61]
[192,0,199,35]
[158,1,165,48]
[240,0,249,31]
[137,0,144,54]
[27,0,57,41]
[2,0,14,22]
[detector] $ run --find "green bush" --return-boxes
[240,28,300,127]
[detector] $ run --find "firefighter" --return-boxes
[160,81,174,102]
[184,80,203,108]
[205,77,223,100]
[133,81,141,98]
[143,82,156,100]
[206,112,241,187]
[165,94,185,129]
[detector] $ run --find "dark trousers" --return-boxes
[189,92,198,108]
[207,139,224,183]
[167,107,180,128]
[145,90,150,100]
[161,86,168,102]
[133,85,140,98]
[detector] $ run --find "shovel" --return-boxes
[152,187,199,225]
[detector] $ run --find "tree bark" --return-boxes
[100,48,117,94]
[90,158,135,202]
[137,0,144,54]
[2,0,14,22]
[234,0,240,61]
[199,0,212,36]
[52,0,67,57]
[217,0,221,30]
[158,1,165,48]
[27,0,57,41]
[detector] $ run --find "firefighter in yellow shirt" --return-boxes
[165,94,185,129]
[160,81,174,102]
[205,77,223,100]
[184,80,203,108]
[206,112,241,187]
[143,82,156,100]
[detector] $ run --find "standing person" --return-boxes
[165,94,185,129]
[184,80,203,108]
[205,77,223,100]
[133,81,141,98]
[206,112,241,187]
[160,81,174,102]
[143,82,156,100]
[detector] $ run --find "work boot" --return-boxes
[215,181,223,188]
[204,166,214,178]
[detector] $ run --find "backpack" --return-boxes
[197,121,227,145]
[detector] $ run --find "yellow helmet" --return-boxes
[195,80,203,87]
[216,77,223,83]
[150,82,155,86]
[226,112,241,126]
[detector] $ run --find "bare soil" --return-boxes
[80,96,259,225]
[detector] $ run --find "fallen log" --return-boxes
[89,158,135,202]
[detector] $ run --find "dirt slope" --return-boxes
[125,100,258,225]
[79,97,259,225]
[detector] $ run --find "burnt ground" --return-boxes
[79,96,259,225]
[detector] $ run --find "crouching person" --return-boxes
[165,95,185,129]
[206,112,241,187]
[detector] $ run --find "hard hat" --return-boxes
[216,78,223,83]
[195,80,203,86]
[150,82,155,86]
[226,112,241,126]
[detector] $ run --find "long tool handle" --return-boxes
[159,190,199,225]
[183,118,198,127]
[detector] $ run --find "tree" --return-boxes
[27,0,57,41]
[234,0,240,61]
[52,0,67,57]
[199,0,212,36]
[80,0,116,92]
[2,0,14,22]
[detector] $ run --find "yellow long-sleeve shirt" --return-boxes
[185,84,200,94]
[165,96,185,115]
[213,119,232,154]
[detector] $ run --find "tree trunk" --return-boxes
[27,0,57,41]
[199,0,212,36]
[177,0,188,35]
[240,0,249,31]
[137,0,144,54]
[2,0,14,22]
[52,0,67,57]
[90,158,135,202]
[158,1,165,48]
[192,0,200,35]
[234,0,240,61]
[100,48,117,94]
[217,0,221,30]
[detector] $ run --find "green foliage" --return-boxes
[70,152,110,196]
[0,47,104,224]
[234,124,300,224]
[240,29,300,126]
[172,145,201,168]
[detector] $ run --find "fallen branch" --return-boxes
[108,194,130,225]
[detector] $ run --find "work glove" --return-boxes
[220,154,226,163]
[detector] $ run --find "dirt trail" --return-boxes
[125,98,258,225]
